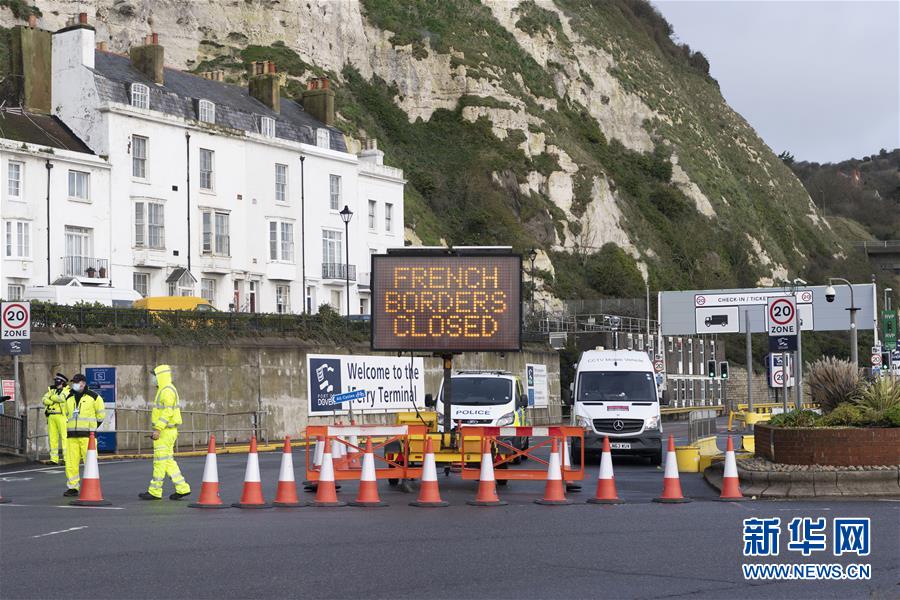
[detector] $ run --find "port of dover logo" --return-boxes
[309,357,342,411]
[741,517,871,581]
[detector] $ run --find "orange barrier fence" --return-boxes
[304,424,427,482]
[459,426,585,482]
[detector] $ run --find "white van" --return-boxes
[571,349,663,465]
[427,370,529,450]
[25,279,141,307]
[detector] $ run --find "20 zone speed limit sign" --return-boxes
[767,296,797,336]
[1,301,32,356]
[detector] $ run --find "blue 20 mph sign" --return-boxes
[768,296,798,352]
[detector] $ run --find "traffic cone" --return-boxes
[349,438,387,507]
[563,439,582,491]
[302,436,326,490]
[273,436,307,507]
[587,436,624,504]
[70,433,111,506]
[410,437,448,507]
[653,435,691,503]
[535,438,573,505]
[232,437,271,508]
[312,439,347,507]
[347,422,362,469]
[718,436,745,501]
[334,434,349,471]
[189,436,228,508]
[467,438,507,506]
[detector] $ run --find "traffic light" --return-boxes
[720,361,729,380]
[707,360,716,378]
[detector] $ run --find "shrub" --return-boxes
[882,403,900,427]
[853,376,900,424]
[806,357,860,413]
[817,403,863,427]
[768,409,821,428]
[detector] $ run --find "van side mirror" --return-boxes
[424,393,435,408]
[660,389,671,406]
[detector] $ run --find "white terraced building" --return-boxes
[1,16,405,315]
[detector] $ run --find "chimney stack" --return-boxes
[248,61,280,113]
[129,32,164,85]
[301,77,335,127]
[53,12,95,71]
[11,23,52,113]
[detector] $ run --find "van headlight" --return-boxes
[497,412,515,427]
[645,415,660,430]
[576,416,593,431]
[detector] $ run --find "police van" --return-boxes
[570,349,664,465]
[428,370,529,451]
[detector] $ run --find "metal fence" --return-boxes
[687,408,718,443]
[26,407,268,460]
[29,302,368,339]
[0,412,27,454]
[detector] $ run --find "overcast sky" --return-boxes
[652,0,900,163]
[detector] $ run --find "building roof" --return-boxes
[0,108,94,153]
[92,51,347,152]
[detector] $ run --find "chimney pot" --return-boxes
[152,32,159,45]
[267,61,276,74]
[79,12,88,25]
[28,14,37,27]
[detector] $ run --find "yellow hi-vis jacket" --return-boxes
[64,388,105,437]
[42,385,69,415]
[151,365,182,431]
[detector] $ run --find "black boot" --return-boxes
[169,491,191,500]
[63,488,78,497]
[138,492,161,500]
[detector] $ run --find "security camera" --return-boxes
[825,285,836,303]
[793,278,807,286]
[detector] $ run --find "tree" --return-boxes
[778,150,795,166]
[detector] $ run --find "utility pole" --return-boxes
[745,310,752,411]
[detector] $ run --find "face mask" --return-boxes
[72,383,84,393]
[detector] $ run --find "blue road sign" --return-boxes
[332,389,366,404]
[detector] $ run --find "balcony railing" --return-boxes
[322,262,356,281]
[63,256,109,278]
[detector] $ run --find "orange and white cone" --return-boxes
[303,437,331,490]
[70,433,111,506]
[232,437,271,508]
[718,436,745,501]
[410,437,448,507]
[587,436,624,504]
[653,435,691,503]
[346,432,362,470]
[189,436,227,508]
[349,438,387,507]
[333,434,349,471]
[312,439,347,507]
[273,436,307,507]
[535,438,573,505]
[563,439,582,491]
[467,438,507,506]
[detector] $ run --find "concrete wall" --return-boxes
[6,332,561,454]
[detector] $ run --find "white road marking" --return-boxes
[0,504,124,510]
[1,477,33,482]
[0,467,67,475]
[32,526,88,538]
[1,460,137,476]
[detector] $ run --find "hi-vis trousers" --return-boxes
[65,437,90,490]
[47,414,67,463]
[148,427,190,498]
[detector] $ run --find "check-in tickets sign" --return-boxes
[371,254,522,352]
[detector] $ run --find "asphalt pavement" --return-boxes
[1,445,897,600]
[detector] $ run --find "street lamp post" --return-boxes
[826,277,859,370]
[528,248,537,317]
[339,205,353,318]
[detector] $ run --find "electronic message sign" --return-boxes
[371,253,522,352]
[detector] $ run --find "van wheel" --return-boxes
[650,450,663,466]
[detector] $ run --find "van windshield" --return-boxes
[577,371,656,402]
[442,378,512,405]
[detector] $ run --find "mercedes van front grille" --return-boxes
[592,418,643,434]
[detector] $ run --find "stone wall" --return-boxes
[4,332,561,454]
[755,424,900,466]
